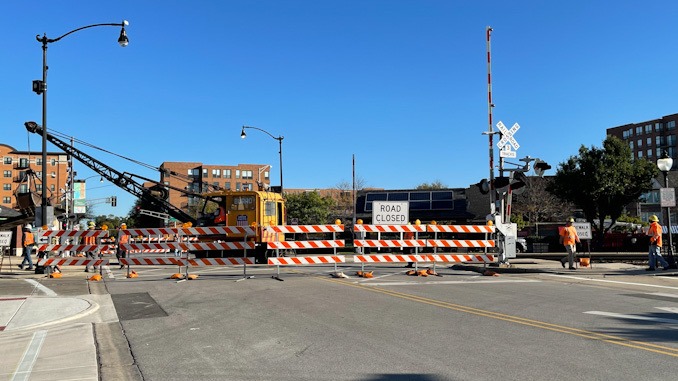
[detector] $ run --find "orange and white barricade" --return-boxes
[36,229,109,264]
[119,226,256,279]
[266,224,345,280]
[37,258,108,267]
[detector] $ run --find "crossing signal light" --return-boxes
[476,179,490,195]
[534,160,551,177]
[511,172,527,195]
[32,80,45,95]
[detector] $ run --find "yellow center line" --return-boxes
[287,269,678,357]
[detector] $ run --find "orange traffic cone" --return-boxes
[126,271,138,278]
[170,273,184,279]
[88,274,102,281]
[363,271,374,278]
[483,270,499,276]
[49,272,62,278]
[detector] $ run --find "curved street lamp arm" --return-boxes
[242,125,284,142]
[37,21,129,44]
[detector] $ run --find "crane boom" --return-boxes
[25,121,197,224]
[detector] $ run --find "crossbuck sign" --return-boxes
[496,121,520,158]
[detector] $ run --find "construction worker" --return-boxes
[559,218,580,270]
[647,215,670,271]
[117,223,130,269]
[19,224,35,270]
[84,221,100,273]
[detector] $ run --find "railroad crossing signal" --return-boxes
[496,121,520,158]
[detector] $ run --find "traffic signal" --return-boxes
[534,159,552,177]
[476,179,490,195]
[32,80,45,95]
[111,196,117,207]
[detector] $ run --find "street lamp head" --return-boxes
[658,150,673,172]
[118,21,129,47]
[240,126,247,139]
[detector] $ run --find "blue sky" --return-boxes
[3,0,678,217]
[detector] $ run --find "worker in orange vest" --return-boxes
[559,218,580,270]
[117,223,130,269]
[19,224,35,270]
[647,215,670,271]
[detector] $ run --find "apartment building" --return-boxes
[159,161,271,211]
[1,143,69,210]
[607,113,678,165]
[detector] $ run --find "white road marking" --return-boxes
[24,279,56,297]
[360,279,541,286]
[647,292,678,299]
[655,307,678,314]
[11,330,47,381]
[584,311,678,325]
[545,274,678,290]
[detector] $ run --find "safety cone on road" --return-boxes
[49,272,62,278]
[126,271,138,278]
[170,273,184,279]
[187,274,198,280]
[88,274,102,281]
[483,270,499,276]
[331,272,349,278]
[363,271,374,278]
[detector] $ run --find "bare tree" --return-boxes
[512,176,574,223]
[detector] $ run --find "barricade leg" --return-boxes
[272,248,283,281]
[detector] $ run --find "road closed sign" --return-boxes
[372,201,409,225]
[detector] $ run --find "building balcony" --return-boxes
[14,162,30,170]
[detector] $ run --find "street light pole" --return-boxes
[241,126,284,194]
[657,151,677,268]
[33,21,129,227]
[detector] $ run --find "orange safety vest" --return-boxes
[649,222,663,247]
[119,234,129,244]
[24,232,35,246]
[84,231,96,245]
[560,225,579,246]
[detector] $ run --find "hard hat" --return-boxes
[567,218,574,223]
[121,223,127,228]
[87,221,95,228]
[25,224,32,229]
[649,215,658,222]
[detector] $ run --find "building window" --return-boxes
[638,151,643,158]
[656,136,665,146]
[264,171,270,180]
[3,157,11,165]
[36,171,42,178]
[224,182,230,190]
[51,159,56,166]
[242,170,253,180]
[669,147,677,158]
[668,121,676,131]
[36,158,42,166]
[50,171,56,178]
[3,170,10,178]
[50,184,55,191]
[224,169,231,179]
[2,197,10,204]
[19,158,28,168]
[637,139,642,148]
[212,182,220,189]
[668,135,676,146]
[645,124,652,134]
[3,184,10,191]
[212,169,221,178]
[202,168,208,178]
[36,184,42,192]
[656,123,664,132]
[647,137,652,147]
[657,148,662,158]
[18,184,27,193]
[647,149,652,158]
[188,169,200,178]
[236,170,241,179]
[242,183,251,191]
[636,126,643,135]
[236,182,241,191]
[629,141,634,150]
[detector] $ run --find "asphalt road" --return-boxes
[98,264,678,381]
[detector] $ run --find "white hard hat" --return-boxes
[25,224,32,229]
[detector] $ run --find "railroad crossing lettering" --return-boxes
[496,121,520,151]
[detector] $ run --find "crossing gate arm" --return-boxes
[268,255,346,265]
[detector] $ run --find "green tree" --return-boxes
[284,191,335,225]
[548,136,657,248]
[416,180,447,189]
